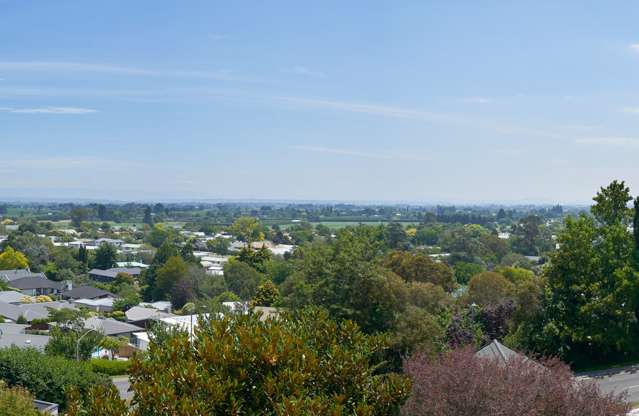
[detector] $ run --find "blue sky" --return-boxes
[2,1,639,203]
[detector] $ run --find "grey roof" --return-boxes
[475,340,528,365]
[0,301,76,322]
[0,334,50,350]
[0,269,46,282]
[9,277,65,291]
[61,286,113,300]
[125,305,173,322]
[89,267,142,278]
[0,290,27,303]
[0,323,29,334]
[84,317,141,336]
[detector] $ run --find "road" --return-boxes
[578,364,639,404]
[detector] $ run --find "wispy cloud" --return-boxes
[0,61,248,81]
[461,97,491,104]
[630,44,639,52]
[281,65,325,78]
[291,145,431,161]
[0,156,143,171]
[0,106,97,114]
[575,137,639,146]
[621,107,639,114]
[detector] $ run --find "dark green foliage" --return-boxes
[224,259,264,300]
[92,243,118,270]
[0,347,108,409]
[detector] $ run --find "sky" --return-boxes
[2,1,639,204]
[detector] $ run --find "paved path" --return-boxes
[112,376,132,400]
[578,364,639,404]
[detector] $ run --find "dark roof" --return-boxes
[10,277,65,291]
[0,269,46,282]
[89,267,141,278]
[61,286,113,300]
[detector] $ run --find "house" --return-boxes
[475,339,530,366]
[116,261,149,269]
[83,317,141,339]
[125,305,174,328]
[0,322,52,349]
[9,276,68,296]
[0,301,75,323]
[0,290,28,304]
[73,297,115,312]
[139,301,172,312]
[132,331,150,351]
[94,238,124,247]
[61,285,114,300]
[89,267,142,282]
[0,269,46,283]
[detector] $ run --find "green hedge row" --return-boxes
[90,359,131,376]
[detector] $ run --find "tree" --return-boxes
[591,180,632,226]
[0,246,29,270]
[70,309,410,415]
[386,222,408,250]
[467,272,513,307]
[230,216,261,243]
[511,215,541,255]
[224,259,263,300]
[46,324,103,361]
[92,243,117,270]
[70,207,89,228]
[251,280,280,306]
[155,256,187,302]
[237,245,271,273]
[402,348,628,416]
[143,206,153,226]
[384,251,456,291]
[97,204,108,221]
[453,261,484,285]
[206,237,229,255]
[99,336,127,360]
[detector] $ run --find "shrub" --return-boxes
[0,347,108,409]
[401,348,629,416]
[71,308,410,415]
[0,380,39,416]
[90,359,131,376]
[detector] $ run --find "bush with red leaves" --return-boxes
[402,348,629,416]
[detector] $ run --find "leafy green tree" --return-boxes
[92,243,117,270]
[591,180,632,226]
[230,216,262,243]
[143,205,153,226]
[453,261,484,285]
[468,272,513,307]
[224,259,264,300]
[237,245,271,273]
[386,222,408,250]
[0,246,29,270]
[70,309,410,415]
[251,280,280,306]
[46,324,103,361]
[146,225,171,248]
[511,215,542,255]
[155,255,187,301]
[206,237,229,254]
[384,251,456,291]
[70,207,89,228]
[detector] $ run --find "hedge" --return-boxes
[0,347,108,409]
[90,359,131,376]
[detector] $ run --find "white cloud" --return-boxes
[281,65,325,78]
[575,137,639,146]
[291,145,430,161]
[622,107,639,114]
[461,97,491,104]
[630,44,639,52]
[0,61,247,81]
[0,106,97,114]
